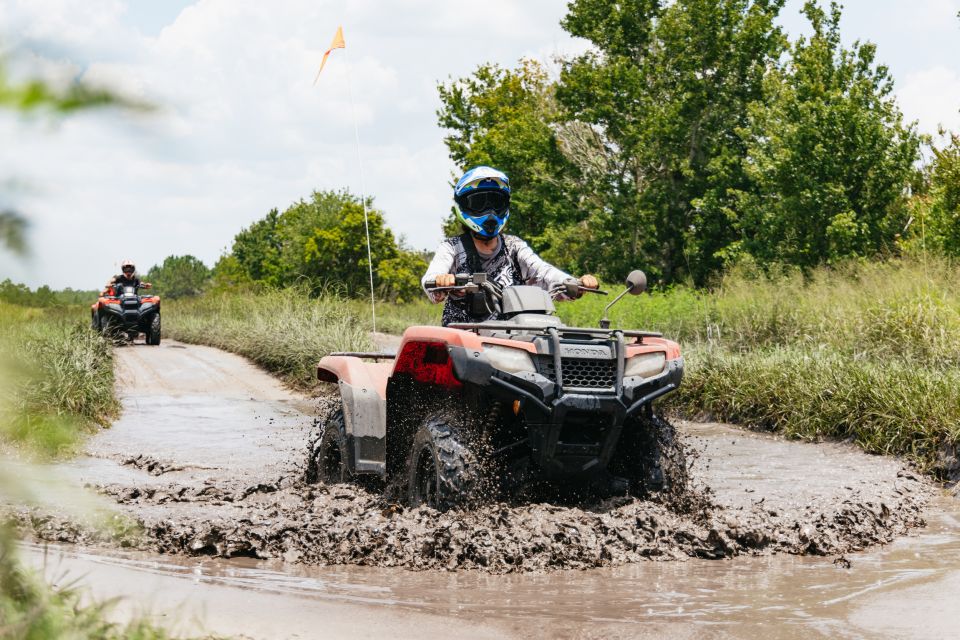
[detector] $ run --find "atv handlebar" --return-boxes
[426,274,607,299]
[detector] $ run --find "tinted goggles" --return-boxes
[122,266,135,273]
[460,190,509,214]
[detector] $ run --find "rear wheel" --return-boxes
[610,413,687,496]
[407,415,484,511]
[308,407,351,485]
[146,314,161,346]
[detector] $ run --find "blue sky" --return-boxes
[1,0,958,289]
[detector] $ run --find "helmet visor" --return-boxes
[460,190,509,215]
[122,266,135,274]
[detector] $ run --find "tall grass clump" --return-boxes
[165,288,374,389]
[673,347,960,472]
[350,297,442,335]
[0,303,118,457]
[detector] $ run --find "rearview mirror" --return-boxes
[626,270,647,295]
[599,269,648,328]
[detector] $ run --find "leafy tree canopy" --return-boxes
[146,255,211,299]
[221,189,424,300]
[437,0,925,285]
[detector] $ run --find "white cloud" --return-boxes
[898,66,960,137]
[1,0,588,289]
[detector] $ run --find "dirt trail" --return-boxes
[12,340,954,638]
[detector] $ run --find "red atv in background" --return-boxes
[311,270,685,510]
[91,283,162,345]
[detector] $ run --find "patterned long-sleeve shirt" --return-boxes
[422,233,574,325]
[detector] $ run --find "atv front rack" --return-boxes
[446,323,662,340]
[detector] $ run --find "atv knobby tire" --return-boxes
[308,407,352,485]
[610,413,687,496]
[146,314,162,346]
[407,415,483,511]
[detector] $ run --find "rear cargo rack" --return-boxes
[446,323,662,340]
[329,351,397,360]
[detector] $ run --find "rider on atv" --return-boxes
[105,259,152,296]
[422,166,599,326]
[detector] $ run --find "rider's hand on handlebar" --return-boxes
[435,273,456,287]
[142,282,153,289]
[579,274,599,290]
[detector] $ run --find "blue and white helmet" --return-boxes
[454,165,511,239]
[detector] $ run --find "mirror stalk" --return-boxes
[599,288,632,329]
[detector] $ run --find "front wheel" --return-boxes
[146,314,161,346]
[407,415,484,511]
[609,413,687,496]
[90,312,100,332]
[307,407,352,485]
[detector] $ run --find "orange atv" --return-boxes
[91,283,161,345]
[311,271,684,510]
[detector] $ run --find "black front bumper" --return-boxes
[450,345,683,478]
[99,305,158,332]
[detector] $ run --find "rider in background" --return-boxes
[105,259,152,295]
[422,166,598,326]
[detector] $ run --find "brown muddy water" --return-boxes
[11,341,959,638]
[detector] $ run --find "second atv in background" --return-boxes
[91,282,162,345]
[311,270,685,510]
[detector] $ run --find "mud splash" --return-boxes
[16,445,930,575]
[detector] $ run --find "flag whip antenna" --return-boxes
[342,42,377,334]
[314,26,376,333]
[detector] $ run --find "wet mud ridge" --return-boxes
[103,467,928,574]
[8,342,934,574]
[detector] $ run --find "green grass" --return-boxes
[676,346,960,466]
[0,304,190,639]
[165,288,375,389]
[349,297,441,335]
[0,303,118,458]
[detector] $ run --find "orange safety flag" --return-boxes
[313,26,345,84]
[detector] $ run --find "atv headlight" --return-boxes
[484,345,536,375]
[624,352,666,379]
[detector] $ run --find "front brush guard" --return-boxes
[450,342,683,478]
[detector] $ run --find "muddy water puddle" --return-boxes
[22,496,960,638]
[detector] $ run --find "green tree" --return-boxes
[209,253,254,292]
[737,1,920,268]
[146,255,211,299]
[302,203,399,297]
[910,131,960,256]
[557,0,788,284]
[378,249,430,303]
[437,60,582,245]
[224,189,422,300]
[232,208,283,285]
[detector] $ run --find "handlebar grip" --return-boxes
[424,279,437,288]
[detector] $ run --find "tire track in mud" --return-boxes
[8,341,934,574]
